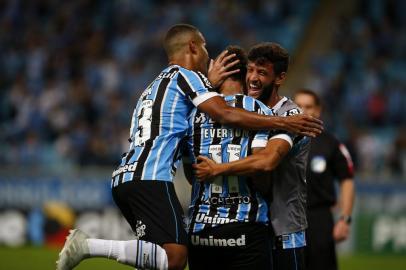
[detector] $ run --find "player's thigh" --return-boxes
[112,180,187,245]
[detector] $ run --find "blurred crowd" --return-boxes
[0,0,404,179]
[304,0,406,179]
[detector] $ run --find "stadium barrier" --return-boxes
[0,175,405,255]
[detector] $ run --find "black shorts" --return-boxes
[112,180,187,245]
[188,223,271,270]
[306,207,337,270]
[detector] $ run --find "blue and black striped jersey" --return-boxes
[186,94,272,233]
[111,65,218,186]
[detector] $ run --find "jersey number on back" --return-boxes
[208,144,241,195]
[131,99,153,146]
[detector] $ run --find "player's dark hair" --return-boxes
[164,24,199,57]
[224,45,247,85]
[294,89,321,106]
[247,42,289,75]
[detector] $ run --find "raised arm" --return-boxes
[193,138,291,181]
[198,96,322,137]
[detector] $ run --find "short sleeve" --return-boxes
[268,107,303,147]
[251,130,269,148]
[177,69,219,107]
[331,142,354,181]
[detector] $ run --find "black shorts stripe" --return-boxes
[177,73,197,100]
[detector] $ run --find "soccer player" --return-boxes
[194,42,310,270]
[293,89,355,270]
[57,25,322,270]
[184,45,276,269]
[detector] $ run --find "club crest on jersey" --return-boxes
[135,220,146,238]
[284,108,301,116]
[311,155,327,173]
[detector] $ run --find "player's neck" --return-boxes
[168,54,197,72]
[220,79,244,96]
[265,89,282,108]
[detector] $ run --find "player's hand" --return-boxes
[333,219,350,243]
[192,156,218,182]
[282,114,323,137]
[208,50,240,88]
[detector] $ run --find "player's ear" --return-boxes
[189,40,198,54]
[275,72,287,87]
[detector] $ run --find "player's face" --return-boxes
[246,61,276,100]
[294,93,321,118]
[195,33,209,74]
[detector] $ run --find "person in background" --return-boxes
[294,89,355,270]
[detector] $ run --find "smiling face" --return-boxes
[246,61,277,100]
[246,42,290,102]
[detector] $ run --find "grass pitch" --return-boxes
[1,246,405,270]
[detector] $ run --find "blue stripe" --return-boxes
[165,182,179,243]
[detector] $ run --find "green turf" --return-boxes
[0,246,131,270]
[1,246,406,270]
[339,253,406,270]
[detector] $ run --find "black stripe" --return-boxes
[132,68,175,180]
[247,179,259,222]
[192,111,202,158]
[227,95,245,221]
[195,71,213,90]
[171,136,186,175]
[177,73,197,100]
[205,113,223,224]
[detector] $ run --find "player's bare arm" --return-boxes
[193,138,291,181]
[198,96,323,137]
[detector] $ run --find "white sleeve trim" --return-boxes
[251,139,268,148]
[269,134,293,147]
[192,92,219,107]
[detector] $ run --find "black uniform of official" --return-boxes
[305,131,354,270]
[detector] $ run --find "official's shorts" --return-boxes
[306,207,337,270]
[112,180,188,246]
[188,223,271,270]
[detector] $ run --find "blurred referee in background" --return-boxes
[294,89,355,270]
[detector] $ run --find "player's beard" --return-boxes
[258,81,275,104]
